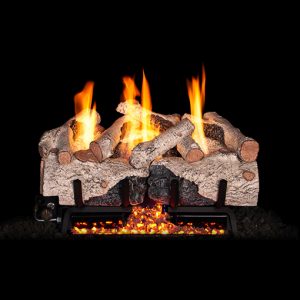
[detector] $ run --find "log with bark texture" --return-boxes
[39,111,101,163]
[177,136,204,162]
[178,115,226,162]
[57,125,72,165]
[205,137,228,155]
[41,154,149,205]
[204,123,225,144]
[151,154,259,206]
[130,119,195,169]
[90,116,125,162]
[116,101,180,125]
[203,112,259,162]
[85,182,123,207]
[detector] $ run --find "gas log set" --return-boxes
[36,69,259,237]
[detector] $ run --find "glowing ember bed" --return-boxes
[35,69,258,237]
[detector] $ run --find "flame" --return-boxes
[141,71,153,141]
[73,82,98,150]
[122,76,140,101]
[120,77,141,154]
[71,204,225,235]
[187,67,208,154]
[120,72,160,156]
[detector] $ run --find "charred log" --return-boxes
[128,177,147,206]
[148,165,178,205]
[85,182,123,207]
[179,178,215,206]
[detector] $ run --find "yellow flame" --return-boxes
[73,82,98,150]
[187,67,208,154]
[121,72,160,155]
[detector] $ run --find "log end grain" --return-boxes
[240,140,259,162]
[90,141,103,162]
[243,170,256,181]
[58,151,72,165]
[186,148,204,163]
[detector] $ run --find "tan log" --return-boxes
[183,113,259,162]
[152,155,259,206]
[39,111,102,165]
[90,116,126,162]
[177,136,204,162]
[116,101,180,126]
[74,149,98,163]
[57,125,72,165]
[205,137,228,155]
[203,112,259,162]
[129,119,195,169]
[41,155,149,206]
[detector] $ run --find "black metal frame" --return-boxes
[167,206,237,236]
[35,178,237,236]
[59,206,132,234]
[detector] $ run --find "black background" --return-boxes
[0,8,296,229]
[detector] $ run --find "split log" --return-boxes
[74,149,98,163]
[152,154,259,206]
[41,155,149,205]
[116,101,180,126]
[203,112,259,162]
[90,116,125,162]
[177,136,204,162]
[39,111,102,164]
[129,119,195,169]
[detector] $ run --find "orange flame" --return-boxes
[121,72,160,155]
[121,77,141,153]
[71,204,225,235]
[141,71,155,142]
[122,76,140,101]
[187,67,208,154]
[73,82,98,151]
